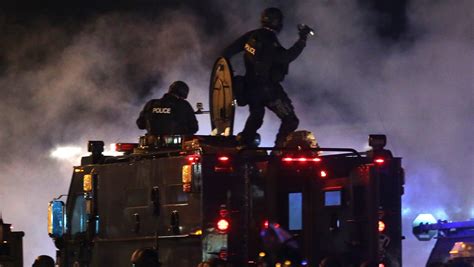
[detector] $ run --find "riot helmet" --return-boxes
[261,7,283,33]
[168,81,189,99]
[131,248,160,267]
[32,255,55,267]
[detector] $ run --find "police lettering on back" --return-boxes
[152,107,171,114]
[244,43,256,55]
[136,81,198,135]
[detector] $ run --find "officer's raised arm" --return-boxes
[272,26,310,64]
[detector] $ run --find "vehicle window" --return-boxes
[288,192,302,231]
[324,190,342,207]
[70,194,87,235]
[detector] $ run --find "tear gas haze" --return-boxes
[0,0,472,265]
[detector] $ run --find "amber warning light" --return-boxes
[378,220,386,232]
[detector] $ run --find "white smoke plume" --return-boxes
[0,1,472,266]
[0,8,215,264]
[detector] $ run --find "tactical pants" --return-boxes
[241,82,299,147]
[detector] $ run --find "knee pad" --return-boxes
[283,115,299,132]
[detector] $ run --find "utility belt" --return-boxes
[254,61,288,83]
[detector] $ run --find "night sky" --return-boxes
[0,0,472,266]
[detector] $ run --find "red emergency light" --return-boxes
[217,219,230,232]
[374,158,385,165]
[219,250,228,261]
[263,220,269,229]
[186,155,200,165]
[282,157,321,163]
[115,143,137,153]
[219,208,229,218]
[214,155,233,172]
[218,156,230,162]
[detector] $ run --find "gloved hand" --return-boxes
[297,24,314,41]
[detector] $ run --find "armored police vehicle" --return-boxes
[413,214,474,266]
[44,58,405,267]
[0,217,24,267]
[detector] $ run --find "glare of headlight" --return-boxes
[402,207,411,216]
[50,146,82,160]
[104,143,123,156]
[434,209,448,220]
[414,213,437,225]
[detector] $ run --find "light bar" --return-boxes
[282,157,321,162]
[115,143,137,153]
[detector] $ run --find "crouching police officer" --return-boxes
[222,7,312,147]
[136,81,198,136]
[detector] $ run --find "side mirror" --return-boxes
[48,200,65,238]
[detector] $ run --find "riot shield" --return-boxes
[209,57,235,136]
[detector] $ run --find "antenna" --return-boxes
[0,211,4,241]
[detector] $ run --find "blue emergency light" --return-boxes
[48,200,65,238]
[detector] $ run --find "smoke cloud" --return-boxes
[0,1,472,266]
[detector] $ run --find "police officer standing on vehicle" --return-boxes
[222,7,312,147]
[136,81,198,135]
